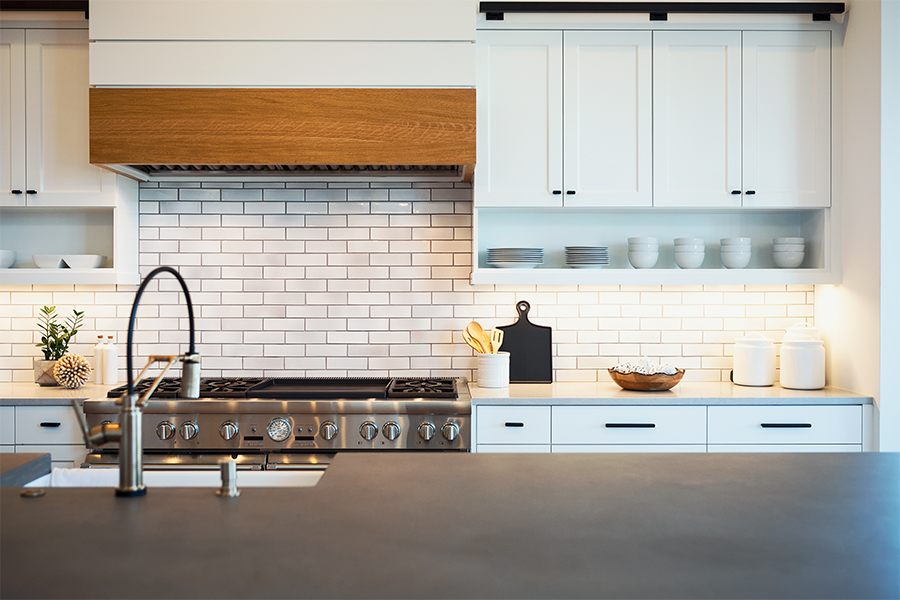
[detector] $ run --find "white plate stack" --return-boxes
[487,248,544,269]
[773,237,805,268]
[565,246,609,269]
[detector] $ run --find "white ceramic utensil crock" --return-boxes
[477,351,510,388]
[732,333,775,387]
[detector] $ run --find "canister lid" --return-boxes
[781,333,824,346]
[735,332,774,345]
[785,322,821,340]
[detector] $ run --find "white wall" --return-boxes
[0,182,817,384]
[817,0,898,451]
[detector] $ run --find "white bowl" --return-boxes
[628,251,659,269]
[0,250,15,268]
[675,251,705,269]
[627,237,658,245]
[721,250,751,269]
[720,237,751,246]
[674,238,704,246]
[627,243,659,252]
[773,244,805,252]
[673,244,705,252]
[62,254,105,268]
[774,237,805,244]
[774,251,805,268]
[33,254,63,268]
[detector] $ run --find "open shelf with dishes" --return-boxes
[470,207,838,285]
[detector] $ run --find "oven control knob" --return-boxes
[320,421,338,441]
[418,422,436,441]
[179,421,199,440]
[156,421,176,440]
[359,421,378,441]
[219,421,239,441]
[382,421,401,441]
[441,422,460,442]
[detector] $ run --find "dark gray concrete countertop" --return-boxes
[1,452,898,600]
[0,454,50,488]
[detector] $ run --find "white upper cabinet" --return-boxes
[653,31,743,208]
[1,29,26,207]
[654,30,831,209]
[476,30,651,208]
[1,29,116,208]
[476,30,563,208]
[742,31,831,208]
[563,31,652,207]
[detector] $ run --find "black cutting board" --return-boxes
[497,301,552,384]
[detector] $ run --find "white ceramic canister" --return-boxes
[784,322,821,341]
[732,333,776,387]
[477,351,510,388]
[780,334,825,390]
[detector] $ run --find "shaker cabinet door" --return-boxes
[24,29,116,208]
[475,30,563,208]
[0,29,26,208]
[563,31,652,207]
[653,31,743,208]
[742,30,831,208]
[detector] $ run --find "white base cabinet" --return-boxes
[474,404,865,453]
[2,406,88,468]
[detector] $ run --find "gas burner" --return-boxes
[388,378,457,398]
[107,377,269,399]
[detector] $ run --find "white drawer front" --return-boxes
[476,444,551,454]
[709,444,861,453]
[708,405,862,445]
[0,406,14,444]
[15,407,84,445]
[476,406,551,445]
[552,406,706,445]
[552,444,706,453]
[17,444,88,467]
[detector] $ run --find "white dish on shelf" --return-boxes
[628,251,659,269]
[721,250,752,269]
[62,254,105,268]
[489,262,541,269]
[567,263,606,269]
[0,250,15,268]
[774,251,805,268]
[33,254,64,268]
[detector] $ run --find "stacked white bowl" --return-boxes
[628,237,658,268]
[773,237,805,268]
[720,237,752,269]
[674,238,705,269]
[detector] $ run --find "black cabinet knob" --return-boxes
[25,190,37,194]
[566,190,576,195]
[745,190,756,195]
[731,190,741,195]
[11,190,22,194]
[552,190,562,195]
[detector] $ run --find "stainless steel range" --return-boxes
[81,377,471,470]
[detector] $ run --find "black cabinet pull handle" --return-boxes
[745,190,756,195]
[566,190,576,195]
[39,422,61,428]
[605,423,656,428]
[731,190,741,195]
[761,423,812,428]
[11,190,22,194]
[552,190,562,195]
[25,190,37,194]
[504,422,524,428]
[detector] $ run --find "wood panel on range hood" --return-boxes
[90,88,475,181]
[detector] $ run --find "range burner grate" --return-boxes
[107,377,269,399]
[387,378,458,398]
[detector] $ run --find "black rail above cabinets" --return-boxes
[479,2,845,22]
[0,0,88,18]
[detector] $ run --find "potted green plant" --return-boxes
[34,306,84,386]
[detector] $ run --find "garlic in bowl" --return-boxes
[608,357,684,391]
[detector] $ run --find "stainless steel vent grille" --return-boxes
[109,163,467,183]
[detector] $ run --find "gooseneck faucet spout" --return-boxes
[73,266,200,497]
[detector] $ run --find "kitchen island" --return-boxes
[1,452,897,599]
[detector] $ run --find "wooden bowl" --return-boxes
[608,369,685,391]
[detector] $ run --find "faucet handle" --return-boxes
[71,399,121,448]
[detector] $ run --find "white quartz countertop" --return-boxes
[0,382,117,405]
[469,381,873,405]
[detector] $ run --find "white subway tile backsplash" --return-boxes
[1,184,817,382]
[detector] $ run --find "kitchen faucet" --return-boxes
[73,266,199,497]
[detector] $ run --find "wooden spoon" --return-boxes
[462,330,485,354]
[466,321,492,354]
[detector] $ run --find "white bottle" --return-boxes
[101,335,118,385]
[94,335,106,384]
